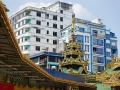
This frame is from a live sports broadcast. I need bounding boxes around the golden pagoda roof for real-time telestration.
[96,55,120,81]
[0,1,96,88]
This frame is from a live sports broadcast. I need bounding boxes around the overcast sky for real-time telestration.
[2,0,120,56]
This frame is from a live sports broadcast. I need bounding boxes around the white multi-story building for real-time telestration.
[9,1,73,56]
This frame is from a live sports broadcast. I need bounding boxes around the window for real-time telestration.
[85,36,89,43]
[18,31,20,35]
[53,40,57,44]
[36,11,41,17]
[53,24,57,28]
[22,20,24,25]
[93,30,98,33]
[47,30,49,34]
[98,66,104,72]
[47,39,49,42]
[93,39,103,46]
[22,29,24,34]
[60,10,63,14]
[85,54,89,60]
[85,45,89,52]
[36,46,40,51]
[36,20,41,25]
[97,57,104,63]
[76,35,83,43]
[79,27,84,32]
[36,29,41,33]
[47,22,49,26]
[60,25,63,29]
[98,39,103,46]
[60,17,63,21]
[45,14,49,19]
[21,46,23,50]
[106,34,110,40]
[106,52,110,57]
[53,15,57,20]
[106,44,110,48]
[36,37,40,42]
[21,37,23,42]
[18,22,20,27]
[53,32,57,36]
[53,48,56,53]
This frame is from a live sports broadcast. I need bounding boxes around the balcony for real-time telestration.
[106,57,111,60]
[111,46,117,50]
[93,51,104,57]
[25,10,31,16]
[92,33,104,39]
[93,43,104,48]
[25,18,31,24]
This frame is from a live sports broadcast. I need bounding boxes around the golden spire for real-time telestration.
[71,13,76,41]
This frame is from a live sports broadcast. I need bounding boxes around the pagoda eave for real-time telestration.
[61,63,89,66]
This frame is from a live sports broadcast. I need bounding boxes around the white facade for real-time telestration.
[10,1,73,56]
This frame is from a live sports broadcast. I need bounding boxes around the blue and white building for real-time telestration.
[57,18,118,73]
[29,52,63,70]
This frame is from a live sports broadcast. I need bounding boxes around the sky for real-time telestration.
[2,0,120,56]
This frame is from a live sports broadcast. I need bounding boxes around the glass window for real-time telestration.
[47,22,49,26]
[36,46,40,51]
[36,20,41,25]
[85,36,89,43]
[106,52,110,57]
[85,54,89,60]
[92,30,98,33]
[53,48,56,53]
[106,44,110,48]
[53,15,57,20]
[18,31,20,35]
[53,40,57,44]
[79,27,84,32]
[53,24,57,28]
[36,11,41,17]
[60,10,63,14]
[98,66,104,72]
[47,39,49,42]
[53,32,57,36]
[21,46,23,50]
[106,34,110,40]
[60,25,63,29]
[36,29,41,33]
[36,37,40,42]
[45,14,49,19]
[85,45,89,52]
[60,17,63,21]
[47,30,49,34]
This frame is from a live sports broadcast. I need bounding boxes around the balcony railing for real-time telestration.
[93,42,103,46]
[92,33,104,39]
[93,51,103,55]
[111,46,117,50]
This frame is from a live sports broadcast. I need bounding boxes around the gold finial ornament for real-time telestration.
[58,13,89,75]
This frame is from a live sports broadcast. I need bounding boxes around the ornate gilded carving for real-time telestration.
[6,77,11,84]
[58,14,89,75]
[102,72,120,86]
[0,74,4,82]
